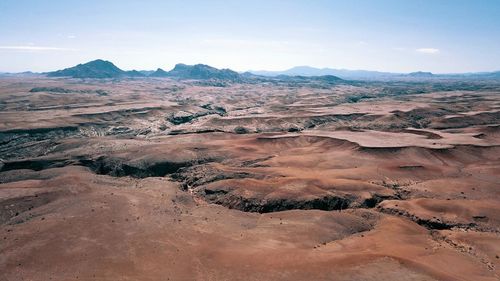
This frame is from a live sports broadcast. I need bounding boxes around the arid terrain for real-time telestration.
[1,76,500,281]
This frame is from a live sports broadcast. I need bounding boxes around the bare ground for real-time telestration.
[1,77,499,280]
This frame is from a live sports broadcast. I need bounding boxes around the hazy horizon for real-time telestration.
[3,59,499,75]
[1,0,499,73]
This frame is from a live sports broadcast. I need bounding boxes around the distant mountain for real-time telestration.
[168,63,240,80]
[271,74,343,83]
[253,66,332,76]
[476,71,500,79]
[149,68,169,77]
[139,70,155,76]
[250,66,500,80]
[39,60,500,81]
[125,70,146,77]
[311,75,344,82]
[46,60,243,80]
[407,71,434,78]
[47,59,126,78]
[250,66,398,80]
[0,71,40,77]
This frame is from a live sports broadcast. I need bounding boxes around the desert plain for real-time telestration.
[1,76,499,281]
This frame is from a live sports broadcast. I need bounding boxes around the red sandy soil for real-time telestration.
[1,77,499,280]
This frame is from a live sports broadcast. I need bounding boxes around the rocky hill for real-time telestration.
[168,63,241,80]
[47,59,126,78]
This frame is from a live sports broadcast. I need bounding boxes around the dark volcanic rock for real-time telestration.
[234,126,250,134]
[167,111,195,125]
[29,87,109,95]
[202,192,354,213]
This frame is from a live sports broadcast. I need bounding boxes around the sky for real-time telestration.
[1,0,499,73]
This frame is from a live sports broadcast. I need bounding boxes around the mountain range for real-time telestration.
[2,59,498,81]
[249,66,500,80]
[46,59,245,81]
[47,59,134,78]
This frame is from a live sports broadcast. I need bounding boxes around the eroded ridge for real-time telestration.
[1,77,500,281]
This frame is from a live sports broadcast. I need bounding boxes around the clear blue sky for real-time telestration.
[1,0,499,73]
